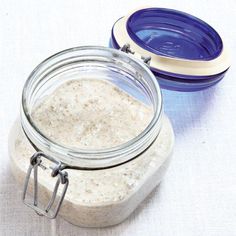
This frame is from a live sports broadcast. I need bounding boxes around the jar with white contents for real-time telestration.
[9,46,174,227]
[9,7,230,228]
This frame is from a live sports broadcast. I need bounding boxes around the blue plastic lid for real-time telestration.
[126,8,223,61]
[110,8,230,91]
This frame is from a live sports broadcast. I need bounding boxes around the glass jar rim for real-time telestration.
[21,46,163,169]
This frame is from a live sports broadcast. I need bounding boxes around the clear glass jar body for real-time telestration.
[8,46,174,227]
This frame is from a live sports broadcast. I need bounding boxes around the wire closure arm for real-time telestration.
[22,151,69,219]
[120,43,151,66]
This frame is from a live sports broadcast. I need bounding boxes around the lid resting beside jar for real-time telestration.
[110,7,231,91]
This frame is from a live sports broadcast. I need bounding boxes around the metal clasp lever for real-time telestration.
[22,151,69,219]
[120,43,151,66]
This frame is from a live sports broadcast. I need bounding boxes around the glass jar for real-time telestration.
[8,46,174,227]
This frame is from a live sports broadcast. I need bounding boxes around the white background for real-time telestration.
[0,0,236,235]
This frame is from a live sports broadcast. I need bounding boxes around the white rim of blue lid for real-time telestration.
[112,7,230,77]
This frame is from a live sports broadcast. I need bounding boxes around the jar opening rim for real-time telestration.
[21,46,163,168]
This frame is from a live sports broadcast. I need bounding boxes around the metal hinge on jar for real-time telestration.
[22,151,69,219]
[120,43,151,67]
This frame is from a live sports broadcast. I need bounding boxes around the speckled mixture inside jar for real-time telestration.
[32,79,153,149]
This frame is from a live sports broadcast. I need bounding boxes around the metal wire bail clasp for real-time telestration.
[22,151,69,219]
[120,43,151,67]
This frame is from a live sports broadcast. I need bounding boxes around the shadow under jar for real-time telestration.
[8,46,174,227]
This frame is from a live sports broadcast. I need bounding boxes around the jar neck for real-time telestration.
[21,46,163,169]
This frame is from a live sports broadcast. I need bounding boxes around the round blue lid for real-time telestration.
[110,8,230,91]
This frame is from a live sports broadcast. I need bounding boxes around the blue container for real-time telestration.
[110,8,230,91]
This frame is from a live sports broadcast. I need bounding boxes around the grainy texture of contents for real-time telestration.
[32,79,153,149]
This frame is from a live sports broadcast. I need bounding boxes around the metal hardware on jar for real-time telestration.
[120,43,151,66]
[23,152,69,218]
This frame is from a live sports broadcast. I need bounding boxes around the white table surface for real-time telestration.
[1,0,236,235]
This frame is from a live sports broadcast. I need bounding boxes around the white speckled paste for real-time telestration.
[9,79,174,227]
[32,79,153,149]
